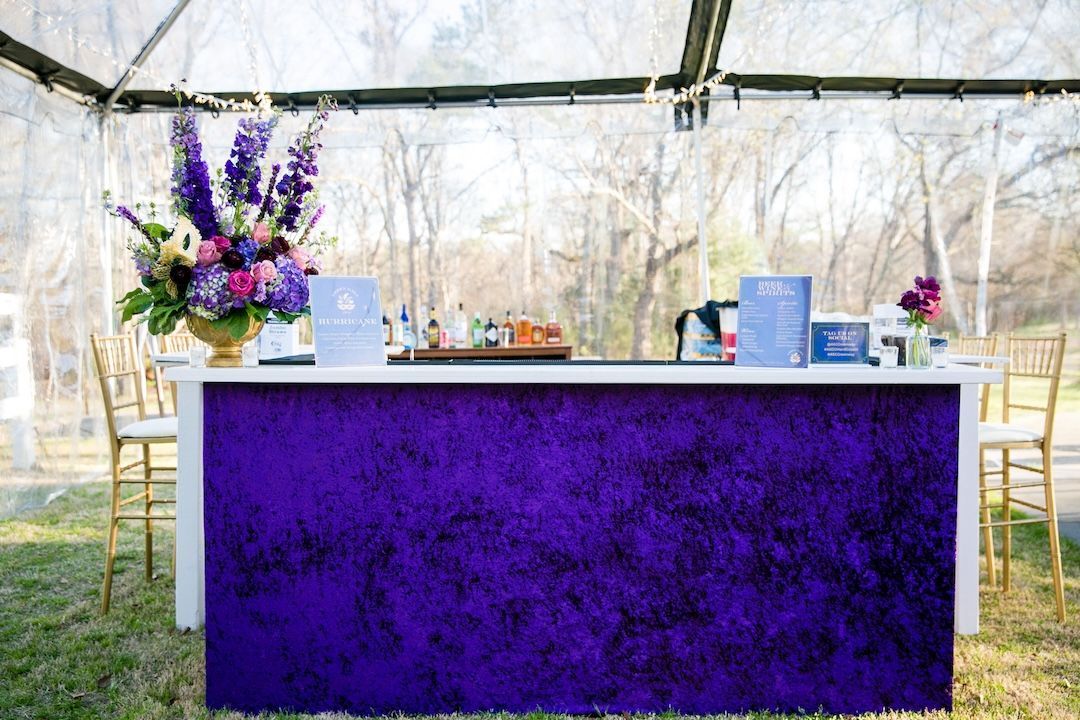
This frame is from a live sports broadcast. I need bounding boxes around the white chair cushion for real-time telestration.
[118,416,178,439]
[979,422,1043,445]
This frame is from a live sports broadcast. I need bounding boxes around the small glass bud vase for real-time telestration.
[906,328,931,369]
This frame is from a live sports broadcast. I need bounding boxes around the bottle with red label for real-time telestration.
[545,310,563,344]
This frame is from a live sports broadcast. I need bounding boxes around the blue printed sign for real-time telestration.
[811,322,870,365]
[309,276,387,367]
[735,275,812,368]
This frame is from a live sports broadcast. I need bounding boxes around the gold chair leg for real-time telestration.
[1002,448,1012,592]
[979,448,997,587]
[101,466,121,614]
[1042,445,1067,622]
[143,444,153,582]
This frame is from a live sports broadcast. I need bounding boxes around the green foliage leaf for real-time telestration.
[269,306,310,324]
[227,311,252,340]
[119,292,154,323]
[116,287,147,305]
[143,223,169,241]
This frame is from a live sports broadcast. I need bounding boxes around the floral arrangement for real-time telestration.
[107,95,335,338]
[898,275,943,332]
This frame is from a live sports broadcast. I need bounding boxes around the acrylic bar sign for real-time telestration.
[735,275,812,368]
[309,276,386,366]
[811,322,871,365]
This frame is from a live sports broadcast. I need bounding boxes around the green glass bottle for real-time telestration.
[471,312,484,348]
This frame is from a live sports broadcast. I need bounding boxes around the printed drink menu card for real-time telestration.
[735,275,812,368]
[309,276,387,367]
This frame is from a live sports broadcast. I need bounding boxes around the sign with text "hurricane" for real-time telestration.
[310,276,387,367]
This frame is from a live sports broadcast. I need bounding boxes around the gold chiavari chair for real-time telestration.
[91,333,178,613]
[978,333,1068,621]
[957,334,1001,422]
[151,331,201,416]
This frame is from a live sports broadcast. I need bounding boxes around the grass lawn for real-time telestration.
[2,481,1079,720]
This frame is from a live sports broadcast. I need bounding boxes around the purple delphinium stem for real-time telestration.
[222,114,279,224]
[115,204,153,241]
[274,96,335,232]
[171,107,220,239]
[255,163,281,224]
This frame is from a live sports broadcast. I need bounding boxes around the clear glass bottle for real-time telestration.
[454,302,468,348]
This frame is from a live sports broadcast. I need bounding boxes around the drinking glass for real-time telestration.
[879,346,899,368]
[189,345,206,368]
[931,346,949,369]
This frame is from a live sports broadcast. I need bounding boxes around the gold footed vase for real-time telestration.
[186,314,265,367]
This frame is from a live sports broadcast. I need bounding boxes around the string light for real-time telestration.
[4,0,263,113]
[643,0,727,105]
[1023,88,1080,107]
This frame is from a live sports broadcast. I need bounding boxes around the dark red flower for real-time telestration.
[270,237,290,256]
[169,263,193,296]
[221,249,245,269]
[304,267,319,276]
[254,247,276,263]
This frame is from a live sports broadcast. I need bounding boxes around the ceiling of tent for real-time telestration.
[0,0,1078,112]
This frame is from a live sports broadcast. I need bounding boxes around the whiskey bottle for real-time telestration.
[516,310,532,345]
[427,307,440,349]
[484,317,498,347]
[500,310,516,347]
[382,314,391,345]
[545,310,563,344]
[531,318,545,344]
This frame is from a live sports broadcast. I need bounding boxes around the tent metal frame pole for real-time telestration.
[691,98,711,301]
[109,89,1046,114]
[103,0,193,112]
[99,117,115,334]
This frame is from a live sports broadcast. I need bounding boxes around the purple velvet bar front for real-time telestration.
[203,382,958,715]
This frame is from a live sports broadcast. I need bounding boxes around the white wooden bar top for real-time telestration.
[167,363,1000,385]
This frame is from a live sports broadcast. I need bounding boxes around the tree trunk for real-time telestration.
[975,114,1004,335]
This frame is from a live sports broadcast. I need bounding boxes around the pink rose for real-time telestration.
[252,222,271,245]
[250,259,278,283]
[196,240,221,266]
[923,303,943,323]
[228,270,255,297]
[211,235,232,253]
[288,246,311,271]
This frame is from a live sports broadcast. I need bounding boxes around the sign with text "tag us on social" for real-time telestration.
[309,276,387,367]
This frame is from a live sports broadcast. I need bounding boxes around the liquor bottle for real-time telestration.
[442,307,452,348]
[531,318,545,344]
[427,307,440,349]
[471,313,484,348]
[400,304,410,341]
[453,303,468,348]
[516,310,532,345]
[500,310,516,347]
[382,314,391,345]
[545,309,563,344]
[484,317,498,347]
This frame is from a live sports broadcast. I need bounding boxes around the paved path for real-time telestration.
[991,409,1080,546]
